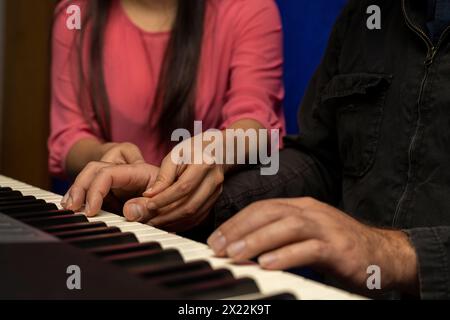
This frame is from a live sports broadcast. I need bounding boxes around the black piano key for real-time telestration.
[0,199,46,208]
[0,187,13,192]
[104,249,183,268]
[22,214,88,228]
[158,269,234,288]
[7,209,74,220]
[42,221,107,233]
[0,191,23,199]
[135,260,211,279]
[0,200,47,211]
[89,242,163,258]
[67,232,138,249]
[182,278,260,300]
[258,293,297,300]
[0,196,36,205]
[0,202,57,214]
[51,226,121,240]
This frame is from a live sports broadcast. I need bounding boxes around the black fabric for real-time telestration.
[427,0,450,43]
[213,0,450,299]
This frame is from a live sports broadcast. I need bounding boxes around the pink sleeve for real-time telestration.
[48,0,102,177]
[220,0,286,138]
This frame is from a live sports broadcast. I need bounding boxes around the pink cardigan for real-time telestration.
[49,0,285,176]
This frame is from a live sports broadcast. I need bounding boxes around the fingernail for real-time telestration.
[258,253,277,268]
[208,231,227,252]
[227,240,246,257]
[129,204,145,221]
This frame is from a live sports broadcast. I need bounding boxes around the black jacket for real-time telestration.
[214,0,450,299]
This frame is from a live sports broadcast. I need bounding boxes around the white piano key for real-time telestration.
[0,174,365,300]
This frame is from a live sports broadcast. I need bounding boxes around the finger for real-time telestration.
[143,156,179,197]
[224,216,315,261]
[148,194,190,217]
[63,162,111,211]
[101,143,144,164]
[121,144,145,164]
[208,201,296,256]
[258,240,327,271]
[101,149,125,164]
[283,197,328,210]
[143,163,213,210]
[123,197,159,222]
[84,165,153,217]
[149,178,221,229]
[158,207,211,233]
[154,187,220,233]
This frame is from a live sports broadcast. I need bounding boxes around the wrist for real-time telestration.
[378,229,419,294]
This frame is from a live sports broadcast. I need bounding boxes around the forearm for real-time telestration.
[221,119,265,173]
[65,138,113,177]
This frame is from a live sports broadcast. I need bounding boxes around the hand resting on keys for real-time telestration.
[61,153,224,232]
[62,120,263,232]
[208,197,420,295]
[61,162,159,221]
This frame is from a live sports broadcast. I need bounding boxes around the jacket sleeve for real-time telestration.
[214,4,353,226]
[405,227,450,299]
[282,3,357,205]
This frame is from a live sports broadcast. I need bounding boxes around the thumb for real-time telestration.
[143,156,178,197]
[121,144,145,164]
[123,197,158,223]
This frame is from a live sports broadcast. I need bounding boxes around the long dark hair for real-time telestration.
[65,0,206,144]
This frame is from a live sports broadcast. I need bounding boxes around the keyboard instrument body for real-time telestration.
[0,175,364,300]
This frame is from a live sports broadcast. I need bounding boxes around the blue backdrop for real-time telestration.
[276,0,347,134]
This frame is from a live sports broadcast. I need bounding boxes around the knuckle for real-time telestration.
[286,216,306,233]
[245,236,261,252]
[128,163,142,171]
[312,241,328,261]
[129,144,140,153]
[219,220,235,237]
[249,200,266,210]
[155,175,166,183]
[340,237,357,255]
[70,184,83,194]
[214,171,225,185]
[97,166,111,177]
[183,205,196,216]
[300,197,317,207]
[204,162,215,170]
[122,142,133,149]
[86,161,100,171]
[300,208,314,219]
[90,188,104,200]
[177,181,192,194]
[291,240,327,265]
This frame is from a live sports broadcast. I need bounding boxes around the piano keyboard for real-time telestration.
[0,175,363,300]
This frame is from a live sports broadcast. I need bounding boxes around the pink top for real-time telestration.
[49,0,285,176]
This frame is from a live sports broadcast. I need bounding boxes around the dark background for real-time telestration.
[0,0,347,193]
